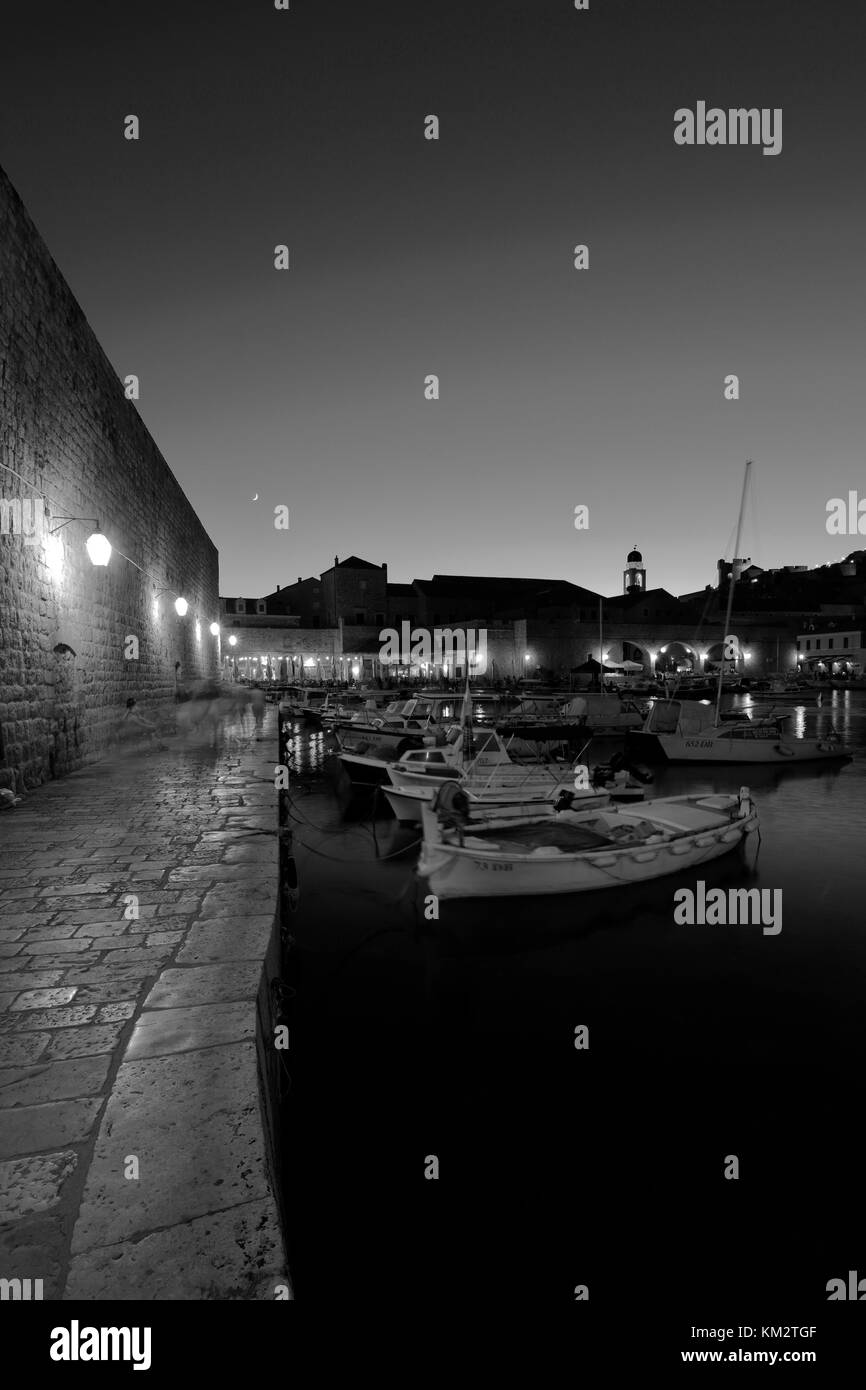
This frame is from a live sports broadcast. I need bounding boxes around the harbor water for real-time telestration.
[279,692,866,1305]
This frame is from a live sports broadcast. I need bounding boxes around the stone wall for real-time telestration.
[0,163,219,791]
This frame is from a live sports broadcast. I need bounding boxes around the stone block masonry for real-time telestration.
[0,162,219,791]
[0,710,289,1299]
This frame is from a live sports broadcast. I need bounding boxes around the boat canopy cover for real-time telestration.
[562,694,635,717]
[646,700,716,733]
[508,698,562,717]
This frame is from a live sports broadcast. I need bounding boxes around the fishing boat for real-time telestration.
[758,676,817,701]
[338,722,513,789]
[280,686,326,723]
[383,777,611,825]
[494,693,644,740]
[559,694,645,733]
[627,462,850,766]
[417,786,759,900]
[318,692,380,730]
[626,699,847,764]
[333,698,439,757]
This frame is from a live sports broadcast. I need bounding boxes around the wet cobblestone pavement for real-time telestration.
[0,710,288,1299]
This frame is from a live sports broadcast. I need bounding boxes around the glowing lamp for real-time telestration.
[174,597,188,616]
[86,530,112,566]
[209,622,220,637]
[229,635,238,647]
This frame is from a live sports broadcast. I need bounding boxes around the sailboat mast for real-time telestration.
[714,459,752,726]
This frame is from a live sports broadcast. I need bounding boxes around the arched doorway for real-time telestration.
[657,641,699,674]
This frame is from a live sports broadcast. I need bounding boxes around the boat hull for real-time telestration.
[337,752,393,786]
[627,731,848,764]
[336,726,429,758]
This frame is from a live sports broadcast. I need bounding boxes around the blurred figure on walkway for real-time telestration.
[251,687,266,739]
[117,698,166,753]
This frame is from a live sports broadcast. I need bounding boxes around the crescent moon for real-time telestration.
[252,493,259,501]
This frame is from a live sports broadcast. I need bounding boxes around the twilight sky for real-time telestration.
[2,0,865,599]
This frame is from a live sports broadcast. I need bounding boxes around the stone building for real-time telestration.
[0,163,219,790]
[320,556,388,628]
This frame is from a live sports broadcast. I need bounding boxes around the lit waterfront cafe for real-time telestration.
[221,646,485,685]
[222,644,381,685]
[796,627,865,678]
[217,616,507,685]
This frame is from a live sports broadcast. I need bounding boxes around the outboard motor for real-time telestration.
[737,785,754,820]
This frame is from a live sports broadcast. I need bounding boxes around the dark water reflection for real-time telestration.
[282,691,866,1305]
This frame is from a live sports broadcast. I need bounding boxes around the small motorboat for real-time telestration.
[334,698,439,756]
[418,787,760,900]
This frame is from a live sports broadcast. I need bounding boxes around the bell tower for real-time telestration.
[623,545,645,595]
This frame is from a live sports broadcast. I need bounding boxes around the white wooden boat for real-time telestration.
[627,699,849,764]
[387,728,581,802]
[338,723,513,786]
[418,788,759,900]
[383,778,609,825]
[335,699,438,755]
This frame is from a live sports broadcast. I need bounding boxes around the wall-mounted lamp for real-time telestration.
[86,531,112,566]
[49,516,112,566]
[228,635,238,647]
[152,588,189,617]
[209,622,220,637]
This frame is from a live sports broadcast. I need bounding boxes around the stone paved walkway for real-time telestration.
[0,708,288,1299]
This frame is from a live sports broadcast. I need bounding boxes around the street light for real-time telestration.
[228,635,238,647]
[85,529,112,566]
[209,622,220,637]
[47,516,111,566]
[174,597,188,616]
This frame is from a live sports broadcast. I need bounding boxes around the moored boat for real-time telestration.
[383,778,611,825]
[626,699,849,764]
[418,787,759,900]
[627,462,850,766]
